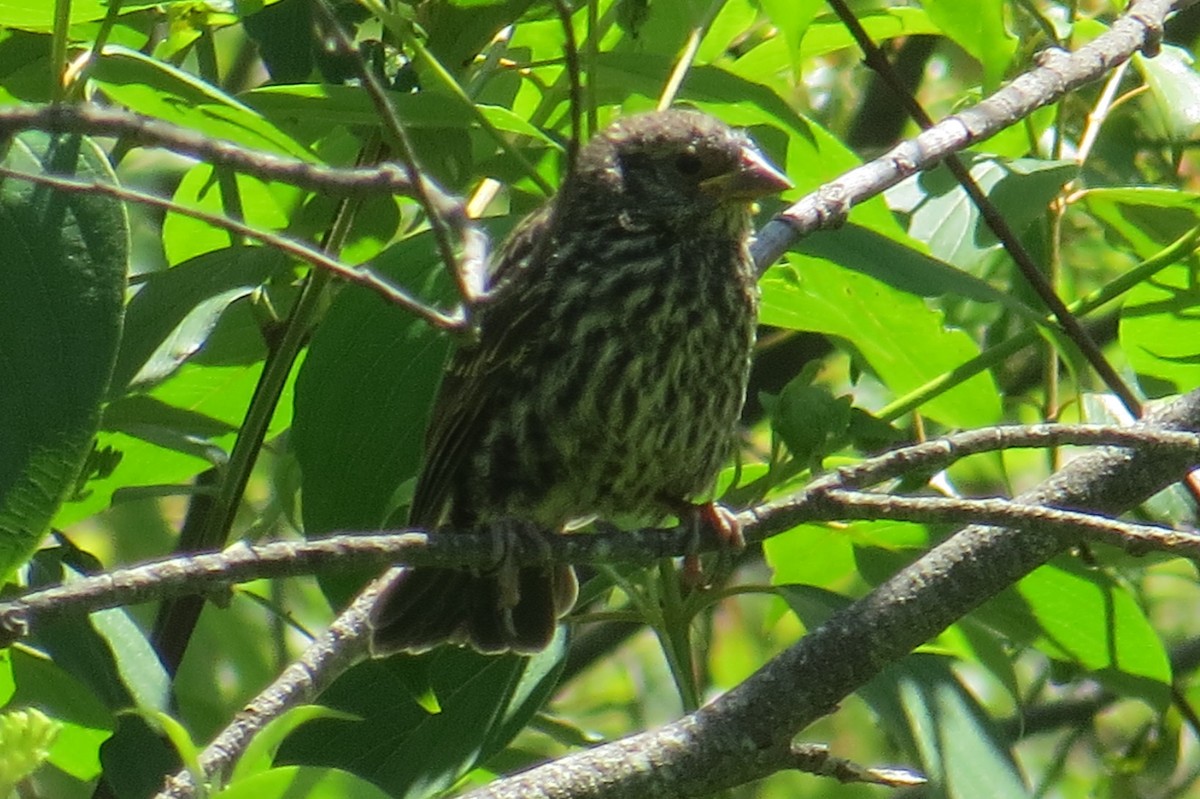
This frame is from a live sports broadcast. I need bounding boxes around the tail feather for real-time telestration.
[369,566,577,654]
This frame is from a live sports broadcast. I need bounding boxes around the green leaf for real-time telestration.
[1080,187,1200,258]
[765,369,853,465]
[763,523,857,589]
[0,1,159,30]
[760,260,1002,428]
[0,29,52,103]
[246,85,558,145]
[98,714,179,799]
[232,706,360,783]
[112,246,289,394]
[758,0,821,72]
[730,8,938,79]
[293,233,455,536]
[888,156,1078,271]
[162,167,305,266]
[1135,46,1200,143]
[792,222,1041,320]
[921,0,1016,91]
[213,766,392,799]
[1121,262,1200,396]
[862,655,1028,799]
[976,557,1172,709]
[9,647,114,781]
[57,359,296,528]
[277,632,567,799]
[0,132,128,582]
[26,548,169,714]
[90,46,313,158]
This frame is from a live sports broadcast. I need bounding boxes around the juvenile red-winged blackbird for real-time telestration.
[370,109,791,654]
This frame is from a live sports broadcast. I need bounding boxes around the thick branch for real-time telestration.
[461,395,1200,799]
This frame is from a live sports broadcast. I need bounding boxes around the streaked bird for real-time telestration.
[370,109,791,654]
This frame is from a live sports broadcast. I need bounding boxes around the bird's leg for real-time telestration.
[662,499,745,588]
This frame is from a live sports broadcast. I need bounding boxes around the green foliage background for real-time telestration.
[1,1,1200,798]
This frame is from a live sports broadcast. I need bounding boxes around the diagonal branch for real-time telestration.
[823,0,1142,415]
[750,0,1190,271]
[460,395,1200,799]
[140,396,1200,799]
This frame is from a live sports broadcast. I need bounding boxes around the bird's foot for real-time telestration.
[675,501,744,588]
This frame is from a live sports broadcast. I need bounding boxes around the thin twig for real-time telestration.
[551,0,582,171]
[0,166,463,330]
[823,0,1143,416]
[0,104,418,196]
[8,424,1198,642]
[817,424,1200,490]
[308,0,483,306]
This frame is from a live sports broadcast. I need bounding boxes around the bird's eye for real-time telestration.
[675,153,703,176]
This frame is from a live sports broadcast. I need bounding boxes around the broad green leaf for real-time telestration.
[162,167,304,266]
[56,360,297,528]
[730,8,938,78]
[277,632,567,799]
[0,132,127,582]
[864,655,1028,799]
[791,223,1041,320]
[922,0,1016,91]
[758,0,821,72]
[9,647,114,781]
[245,86,558,145]
[213,766,392,799]
[98,715,179,799]
[1121,262,1200,395]
[1135,46,1200,142]
[763,523,857,588]
[760,260,1002,428]
[293,233,455,537]
[232,706,360,783]
[696,0,762,64]
[0,29,52,103]
[977,557,1172,709]
[91,46,313,158]
[26,549,168,715]
[888,157,1078,272]
[0,0,159,30]
[111,247,289,394]
[1079,187,1200,258]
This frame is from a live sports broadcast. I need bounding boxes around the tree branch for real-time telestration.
[0,103,416,197]
[458,392,1200,799]
[6,423,1196,645]
[750,0,1191,271]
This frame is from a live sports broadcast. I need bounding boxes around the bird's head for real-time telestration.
[567,109,792,233]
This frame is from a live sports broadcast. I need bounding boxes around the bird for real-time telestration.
[369,108,791,654]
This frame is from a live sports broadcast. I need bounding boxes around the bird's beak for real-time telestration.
[700,147,792,200]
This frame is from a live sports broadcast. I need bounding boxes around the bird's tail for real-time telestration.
[369,565,577,654]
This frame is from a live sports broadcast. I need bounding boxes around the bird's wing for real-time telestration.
[407,206,557,527]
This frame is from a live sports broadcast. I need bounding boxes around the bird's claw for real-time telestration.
[679,501,743,588]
